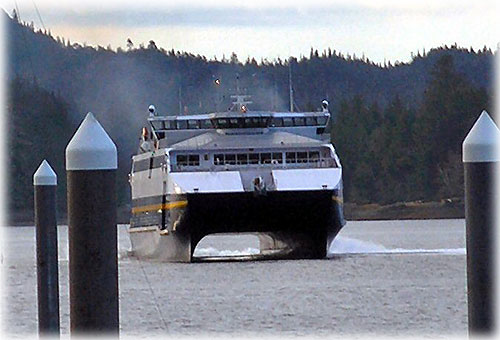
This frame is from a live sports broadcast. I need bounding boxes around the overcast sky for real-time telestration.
[5,0,499,64]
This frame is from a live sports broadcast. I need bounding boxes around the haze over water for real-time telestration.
[2,219,467,337]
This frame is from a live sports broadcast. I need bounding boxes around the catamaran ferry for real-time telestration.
[128,94,345,262]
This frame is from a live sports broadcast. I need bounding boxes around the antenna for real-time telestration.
[236,73,240,95]
[288,57,294,112]
[178,86,182,115]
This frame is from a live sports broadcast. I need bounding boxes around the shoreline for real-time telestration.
[7,199,464,226]
[344,198,464,221]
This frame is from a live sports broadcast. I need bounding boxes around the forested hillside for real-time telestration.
[6,12,495,220]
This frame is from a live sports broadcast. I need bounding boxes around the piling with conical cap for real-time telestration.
[33,160,60,336]
[66,112,119,334]
[462,110,499,334]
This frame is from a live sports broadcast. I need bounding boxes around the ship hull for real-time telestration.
[129,190,345,262]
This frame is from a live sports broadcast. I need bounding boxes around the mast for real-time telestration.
[288,57,294,112]
[178,86,182,115]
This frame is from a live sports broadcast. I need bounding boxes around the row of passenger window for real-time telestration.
[212,151,323,165]
[176,154,200,166]
[214,152,283,165]
[132,156,165,172]
[134,151,330,172]
[150,116,328,131]
[174,151,324,167]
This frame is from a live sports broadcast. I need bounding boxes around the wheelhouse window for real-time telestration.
[309,151,320,163]
[176,154,200,166]
[200,120,213,129]
[210,150,324,166]
[286,152,296,163]
[165,120,176,130]
[187,120,199,129]
[283,118,293,127]
[214,154,224,165]
[216,118,230,129]
[293,117,306,126]
[244,117,267,128]
[305,117,317,126]
[188,155,200,166]
[249,153,259,164]
[317,116,328,125]
[297,152,308,163]
[176,120,188,129]
[270,118,283,127]
[237,154,248,165]
[261,153,272,164]
[225,154,236,165]
[151,121,164,130]
[176,155,188,166]
[229,118,240,128]
[272,152,283,164]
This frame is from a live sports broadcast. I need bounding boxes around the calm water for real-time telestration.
[1,219,467,338]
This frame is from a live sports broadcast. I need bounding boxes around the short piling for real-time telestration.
[66,112,119,334]
[462,110,499,334]
[34,160,60,336]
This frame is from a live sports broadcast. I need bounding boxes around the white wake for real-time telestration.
[193,246,260,257]
[327,236,465,257]
[192,236,465,258]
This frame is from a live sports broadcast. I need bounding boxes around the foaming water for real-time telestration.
[193,246,260,257]
[193,235,466,259]
[328,236,466,256]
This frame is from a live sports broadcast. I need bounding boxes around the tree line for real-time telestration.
[5,12,495,219]
[334,55,492,204]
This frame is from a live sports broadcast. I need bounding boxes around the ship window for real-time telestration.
[261,153,272,164]
[270,118,283,127]
[272,153,283,164]
[305,117,317,126]
[229,118,240,128]
[309,151,320,163]
[283,118,293,127]
[176,155,188,166]
[293,117,306,126]
[204,154,209,161]
[151,121,164,130]
[200,120,212,129]
[216,118,230,128]
[237,154,248,165]
[176,120,188,129]
[249,153,259,164]
[214,154,224,165]
[225,154,236,165]
[317,116,328,125]
[286,152,296,163]
[188,120,199,129]
[243,117,263,128]
[188,154,200,166]
[243,118,252,127]
[133,159,150,172]
[165,120,176,130]
[156,132,165,139]
[297,152,308,163]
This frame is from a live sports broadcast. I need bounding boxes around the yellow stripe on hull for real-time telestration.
[131,200,188,214]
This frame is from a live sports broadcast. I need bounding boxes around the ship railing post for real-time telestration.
[462,110,499,335]
[34,160,60,336]
[65,112,119,335]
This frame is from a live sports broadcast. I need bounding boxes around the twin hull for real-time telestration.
[129,161,345,262]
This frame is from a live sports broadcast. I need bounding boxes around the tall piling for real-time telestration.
[462,110,499,334]
[34,160,60,336]
[66,112,119,335]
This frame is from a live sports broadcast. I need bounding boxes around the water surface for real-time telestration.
[1,219,467,337]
